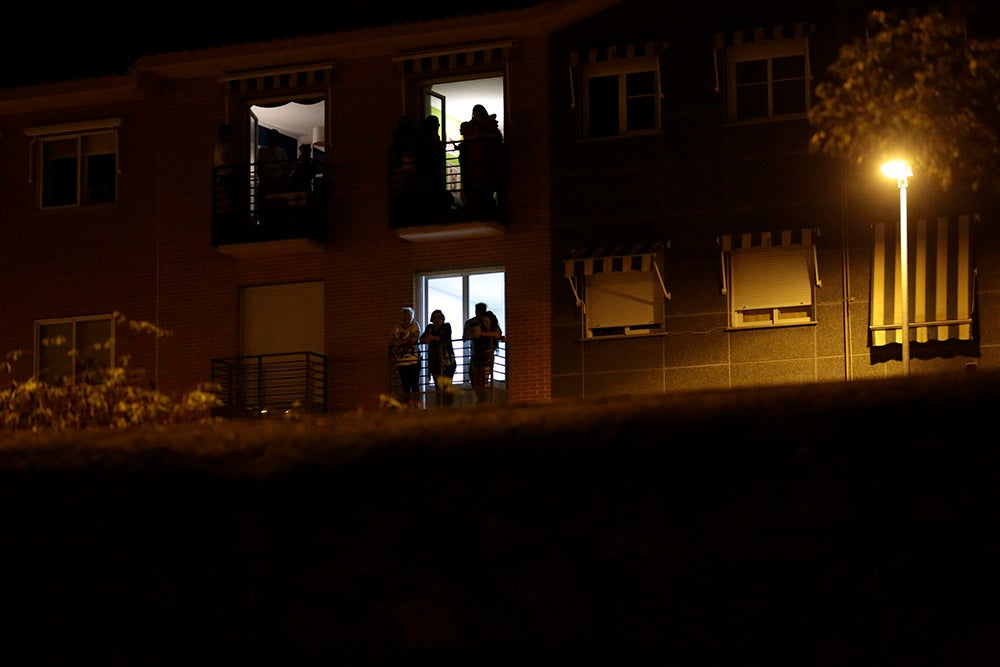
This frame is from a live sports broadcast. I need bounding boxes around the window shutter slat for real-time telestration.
[731,246,812,311]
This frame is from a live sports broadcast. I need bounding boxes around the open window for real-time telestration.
[249,98,326,217]
[417,268,506,383]
[720,229,820,329]
[421,76,504,207]
[219,64,332,221]
[563,242,671,339]
[26,118,121,209]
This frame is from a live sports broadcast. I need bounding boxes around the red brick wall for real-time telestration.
[0,37,555,411]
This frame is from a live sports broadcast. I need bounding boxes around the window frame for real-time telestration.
[582,55,661,139]
[583,269,666,338]
[416,267,506,384]
[726,37,810,123]
[26,118,121,209]
[34,313,115,385]
[563,244,671,340]
[722,237,819,331]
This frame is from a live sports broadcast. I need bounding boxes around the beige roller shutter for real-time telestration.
[241,281,324,356]
[731,245,812,312]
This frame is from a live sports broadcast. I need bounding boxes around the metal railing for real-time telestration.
[211,351,327,418]
[388,139,508,229]
[212,160,329,246]
[388,339,507,408]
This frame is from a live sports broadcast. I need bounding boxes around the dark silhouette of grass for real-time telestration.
[1,371,998,664]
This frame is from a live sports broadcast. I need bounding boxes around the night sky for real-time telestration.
[3,0,543,88]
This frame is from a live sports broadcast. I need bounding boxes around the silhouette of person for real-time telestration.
[257,128,288,196]
[213,124,238,216]
[420,309,457,406]
[416,114,450,215]
[459,104,504,216]
[390,306,422,406]
[463,302,503,404]
[288,144,315,193]
[390,115,418,196]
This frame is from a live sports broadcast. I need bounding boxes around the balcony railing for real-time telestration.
[388,339,507,408]
[389,139,508,234]
[211,352,327,418]
[212,161,329,248]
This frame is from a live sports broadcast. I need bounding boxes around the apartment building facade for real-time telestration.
[0,0,995,414]
[548,0,999,399]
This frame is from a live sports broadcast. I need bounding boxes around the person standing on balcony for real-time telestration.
[416,114,450,216]
[458,104,504,216]
[390,115,418,196]
[257,128,289,196]
[420,309,457,406]
[213,124,238,216]
[288,144,316,194]
[463,302,504,405]
[390,307,422,407]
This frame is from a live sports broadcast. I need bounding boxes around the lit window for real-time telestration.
[35,315,114,385]
[417,268,506,382]
[720,230,820,329]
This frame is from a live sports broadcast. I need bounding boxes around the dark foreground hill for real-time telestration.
[2,372,999,665]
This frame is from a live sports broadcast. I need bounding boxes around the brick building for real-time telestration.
[0,0,996,414]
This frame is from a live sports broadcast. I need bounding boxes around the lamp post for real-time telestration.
[881,160,913,376]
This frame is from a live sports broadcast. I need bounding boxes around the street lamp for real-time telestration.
[881,159,913,376]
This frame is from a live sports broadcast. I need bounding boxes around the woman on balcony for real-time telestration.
[420,309,457,406]
[390,307,422,407]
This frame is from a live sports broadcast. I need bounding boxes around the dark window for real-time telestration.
[588,75,620,138]
[40,131,117,208]
[584,57,660,138]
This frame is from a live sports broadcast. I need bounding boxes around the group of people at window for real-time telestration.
[390,104,505,220]
[389,302,504,408]
[213,124,319,219]
[256,127,318,197]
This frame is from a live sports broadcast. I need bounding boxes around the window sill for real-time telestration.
[726,320,817,332]
[722,113,808,128]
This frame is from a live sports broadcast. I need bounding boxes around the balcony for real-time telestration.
[389,139,508,242]
[211,352,327,418]
[388,339,508,408]
[212,161,329,258]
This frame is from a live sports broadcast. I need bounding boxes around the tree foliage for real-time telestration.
[0,313,221,432]
[808,10,1000,196]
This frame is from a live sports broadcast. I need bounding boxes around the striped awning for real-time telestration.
[718,228,820,296]
[569,41,663,67]
[870,215,976,346]
[719,227,816,251]
[220,63,334,94]
[713,23,808,50]
[393,41,513,73]
[563,242,663,277]
[562,242,670,307]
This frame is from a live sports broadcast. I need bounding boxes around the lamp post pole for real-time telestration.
[882,160,912,376]
[897,173,909,376]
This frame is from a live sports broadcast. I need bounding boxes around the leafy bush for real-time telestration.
[0,313,221,432]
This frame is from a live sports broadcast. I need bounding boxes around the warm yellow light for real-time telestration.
[881,160,913,179]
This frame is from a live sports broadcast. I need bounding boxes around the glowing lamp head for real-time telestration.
[880,160,913,180]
